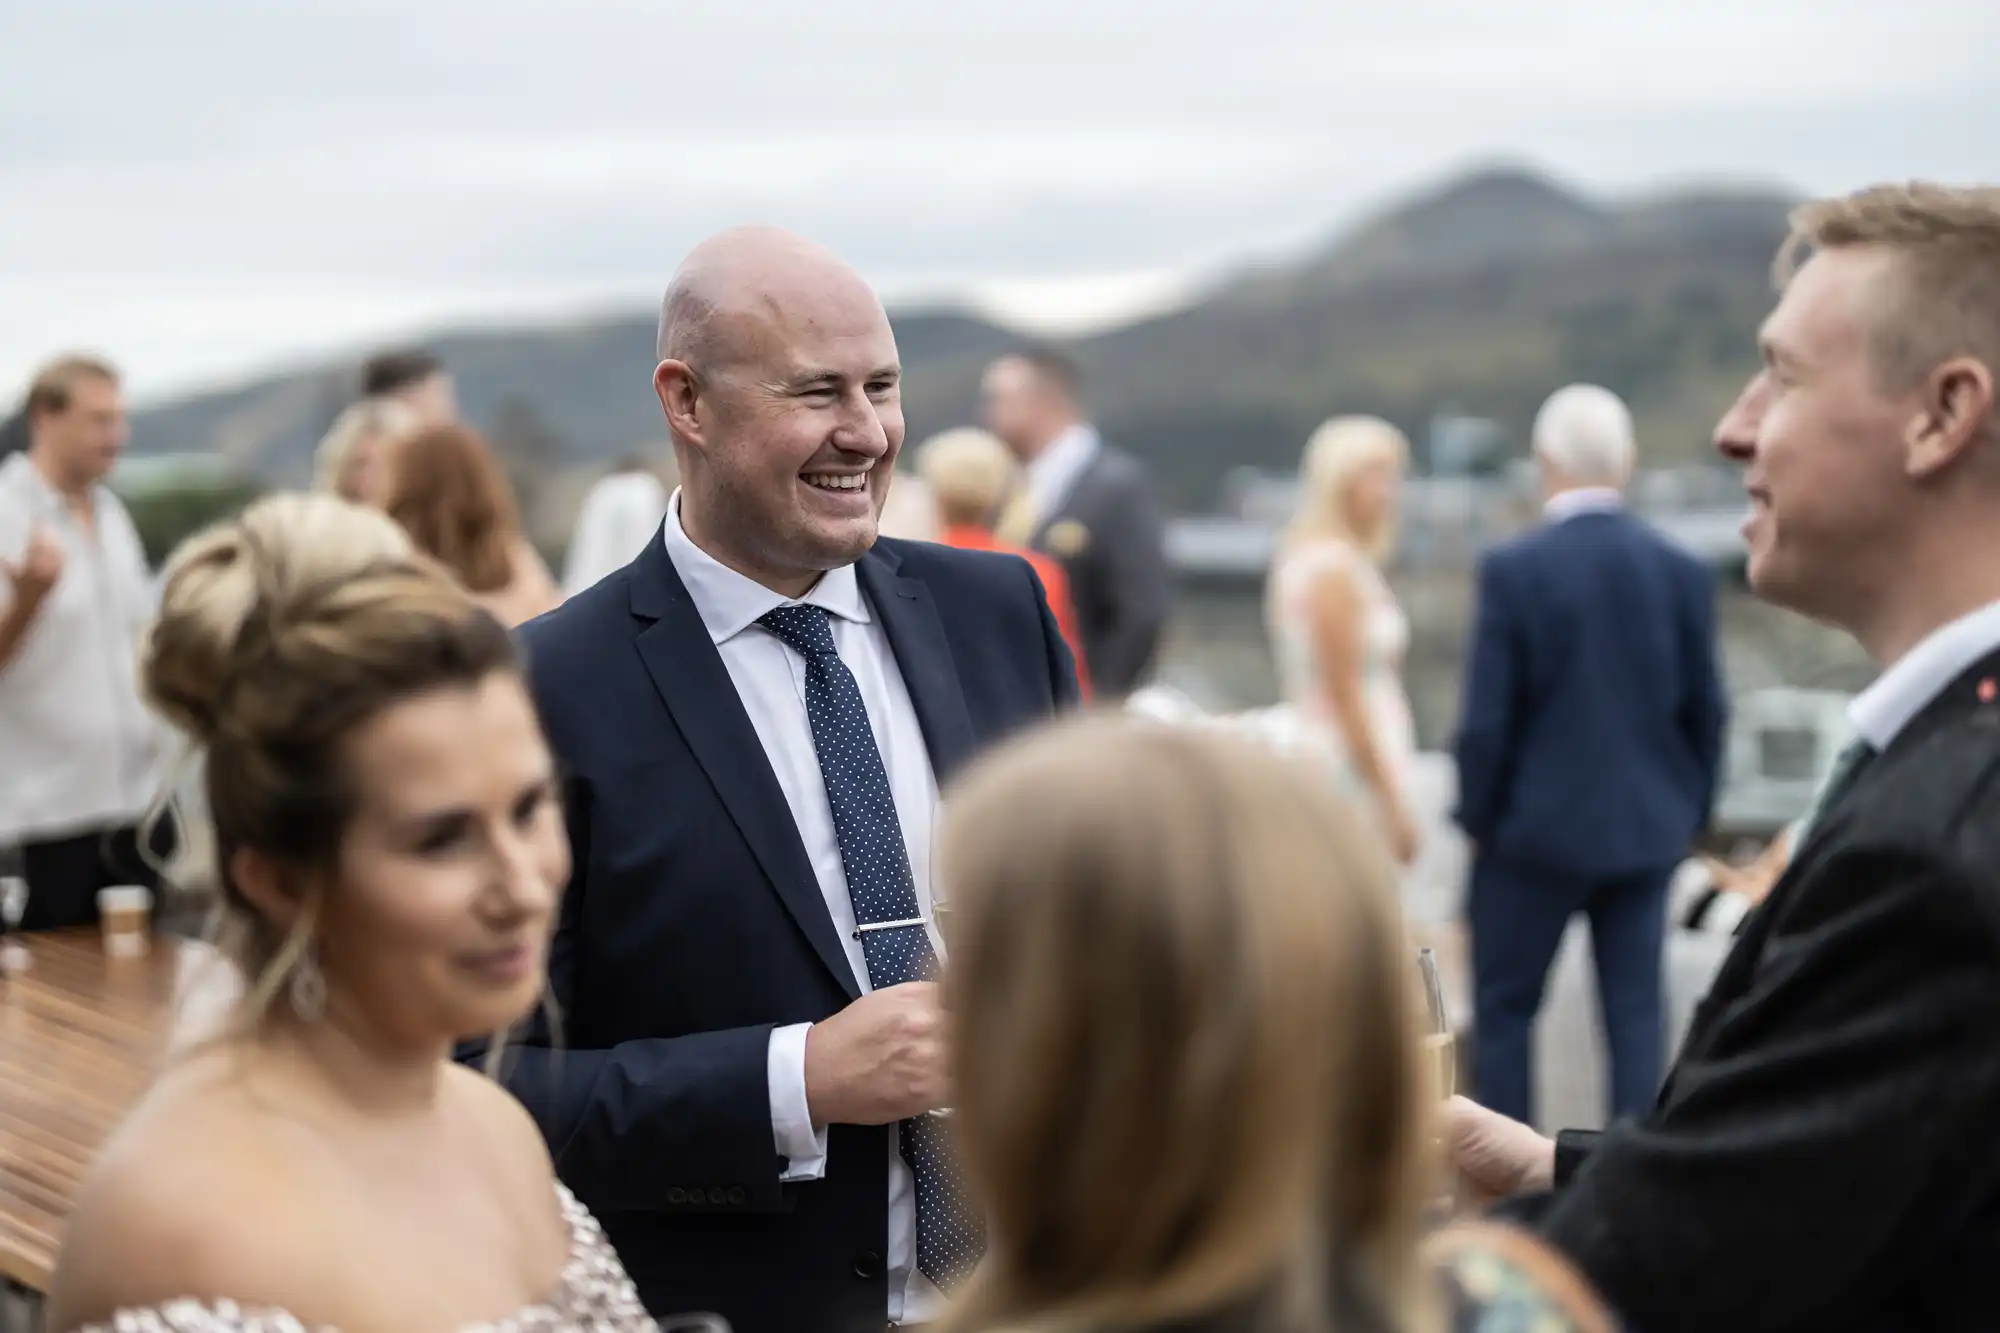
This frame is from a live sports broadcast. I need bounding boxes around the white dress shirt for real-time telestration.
[1542,485,1624,523]
[0,454,163,846]
[1848,597,2000,751]
[660,492,945,1325]
[1024,422,1101,523]
[562,469,669,598]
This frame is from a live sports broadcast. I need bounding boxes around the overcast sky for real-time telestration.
[4,0,1995,402]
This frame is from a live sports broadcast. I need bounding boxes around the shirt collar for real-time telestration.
[660,489,869,645]
[1848,597,2000,750]
[1026,423,1101,506]
[1542,487,1624,523]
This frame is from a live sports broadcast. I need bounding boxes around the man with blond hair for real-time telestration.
[1454,382,1726,1128]
[1452,183,2000,1329]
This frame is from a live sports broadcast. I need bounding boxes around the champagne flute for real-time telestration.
[1417,947,1455,1100]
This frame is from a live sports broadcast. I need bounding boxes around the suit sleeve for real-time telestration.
[1452,550,1522,843]
[1086,472,1170,696]
[464,773,789,1214]
[1527,845,2000,1329]
[1679,561,1729,825]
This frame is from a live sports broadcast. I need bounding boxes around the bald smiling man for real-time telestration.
[486,229,1079,1332]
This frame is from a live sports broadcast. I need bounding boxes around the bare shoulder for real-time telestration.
[47,1066,337,1331]
[443,1063,565,1224]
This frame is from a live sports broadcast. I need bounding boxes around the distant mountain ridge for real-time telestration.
[128,165,1797,509]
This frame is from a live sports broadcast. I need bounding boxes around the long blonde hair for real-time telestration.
[939,717,1438,1333]
[313,397,416,501]
[1283,416,1410,564]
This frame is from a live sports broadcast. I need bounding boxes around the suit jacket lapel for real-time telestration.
[627,539,862,1001]
[858,545,977,784]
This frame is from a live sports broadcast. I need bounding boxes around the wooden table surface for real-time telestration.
[0,930,198,1293]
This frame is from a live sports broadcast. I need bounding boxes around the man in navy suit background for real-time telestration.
[1452,384,1727,1126]
[496,227,1077,1333]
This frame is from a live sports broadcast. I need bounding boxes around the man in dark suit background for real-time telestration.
[495,227,1076,1333]
[983,350,1169,698]
[1453,383,1728,1126]
[1451,183,2000,1331]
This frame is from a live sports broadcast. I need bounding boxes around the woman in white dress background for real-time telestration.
[48,494,662,1333]
[1266,415,1422,866]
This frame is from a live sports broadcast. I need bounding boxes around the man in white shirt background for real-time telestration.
[0,354,169,930]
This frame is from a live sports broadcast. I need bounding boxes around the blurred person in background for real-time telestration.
[48,493,664,1333]
[313,396,417,506]
[917,426,1090,698]
[938,717,1615,1333]
[362,347,458,429]
[876,469,940,542]
[562,453,671,598]
[984,349,1168,698]
[1452,184,2000,1332]
[0,354,171,930]
[382,423,560,627]
[1266,416,1422,866]
[1452,385,1725,1127]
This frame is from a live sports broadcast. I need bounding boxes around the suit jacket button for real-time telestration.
[706,1187,728,1205]
[666,1188,689,1204]
[854,1250,884,1279]
[726,1187,748,1206]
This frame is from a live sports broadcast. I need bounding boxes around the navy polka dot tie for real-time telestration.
[757,604,984,1289]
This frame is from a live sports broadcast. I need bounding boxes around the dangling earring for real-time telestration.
[288,943,327,1022]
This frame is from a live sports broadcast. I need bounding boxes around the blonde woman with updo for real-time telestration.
[46,495,667,1333]
[936,718,1616,1333]
[1266,416,1421,865]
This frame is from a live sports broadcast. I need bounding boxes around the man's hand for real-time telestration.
[1,524,63,603]
[1446,1095,1555,1208]
[804,981,949,1126]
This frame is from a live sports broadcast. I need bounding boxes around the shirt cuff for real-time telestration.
[768,1022,828,1182]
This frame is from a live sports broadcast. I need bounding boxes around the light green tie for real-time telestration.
[1794,739,1875,846]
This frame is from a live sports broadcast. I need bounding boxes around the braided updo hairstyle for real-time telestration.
[141,492,520,1028]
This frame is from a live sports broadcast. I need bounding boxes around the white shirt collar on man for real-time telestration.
[1847,597,2000,751]
[1025,422,1101,519]
[657,488,943,1325]
[661,488,870,641]
[1542,486,1624,523]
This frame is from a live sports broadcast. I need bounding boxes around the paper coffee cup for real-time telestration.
[98,885,153,957]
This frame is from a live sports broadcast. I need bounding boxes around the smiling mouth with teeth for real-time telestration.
[804,473,870,491]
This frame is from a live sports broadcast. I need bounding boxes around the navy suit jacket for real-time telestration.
[493,533,1077,1333]
[1452,507,1727,878]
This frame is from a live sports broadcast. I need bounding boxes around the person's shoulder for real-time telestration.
[877,535,1035,593]
[49,1072,338,1330]
[518,564,630,661]
[1426,1221,1619,1332]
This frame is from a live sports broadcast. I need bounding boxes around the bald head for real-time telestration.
[656,226,885,368]
[650,227,906,597]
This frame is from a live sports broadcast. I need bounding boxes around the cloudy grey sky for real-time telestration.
[4,0,1995,402]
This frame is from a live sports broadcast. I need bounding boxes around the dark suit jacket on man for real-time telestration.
[1503,648,2000,1331]
[1027,443,1169,698]
[494,534,1077,1333]
[1453,507,1727,877]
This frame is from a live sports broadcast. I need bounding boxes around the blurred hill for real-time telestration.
[129,165,1794,511]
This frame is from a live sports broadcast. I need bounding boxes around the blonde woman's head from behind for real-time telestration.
[1288,415,1411,564]
[142,493,567,1051]
[938,717,1436,1333]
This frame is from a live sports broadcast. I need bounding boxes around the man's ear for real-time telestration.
[655,361,706,455]
[1905,355,1996,479]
